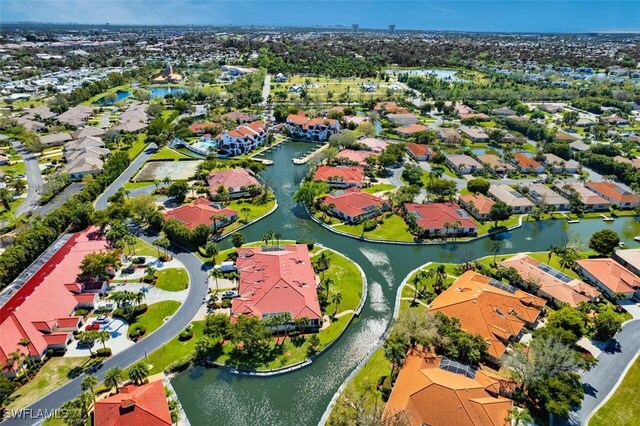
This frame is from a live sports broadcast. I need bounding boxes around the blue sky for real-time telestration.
[2,1,639,33]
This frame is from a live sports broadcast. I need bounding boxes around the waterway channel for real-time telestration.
[171,140,640,426]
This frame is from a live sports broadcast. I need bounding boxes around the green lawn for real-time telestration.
[590,357,640,426]
[131,238,163,258]
[314,250,364,315]
[128,301,181,338]
[476,215,522,236]
[334,213,415,242]
[223,196,276,233]
[6,357,100,410]
[529,251,582,279]
[155,268,189,291]
[362,183,395,194]
[131,320,205,375]
[125,133,148,160]
[149,147,189,161]
[123,181,154,190]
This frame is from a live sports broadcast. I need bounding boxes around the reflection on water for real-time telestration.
[172,141,640,426]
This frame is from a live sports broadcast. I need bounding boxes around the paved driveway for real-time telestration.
[11,140,44,216]
[65,317,133,357]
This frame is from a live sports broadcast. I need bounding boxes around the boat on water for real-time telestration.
[634,236,640,242]
[567,219,580,224]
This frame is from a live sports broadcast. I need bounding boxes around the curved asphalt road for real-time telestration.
[11,140,44,216]
[94,142,158,211]
[4,230,209,426]
[4,141,209,426]
[560,319,640,426]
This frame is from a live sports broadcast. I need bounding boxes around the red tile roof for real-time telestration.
[458,194,495,215]
[406,143,434,158]
[207,168,260,194]
[513,153,541,169]
[314,165,364,185]
[286,113,309,126]
[189,122,219,134]
[232,245,321,321]
[163,198,237,230]
[322,189,385,219]
[404,202,477,232]
[585,181,640,205]
[94,380,172,426]
[0,228,109,370]
[374,101,409,114]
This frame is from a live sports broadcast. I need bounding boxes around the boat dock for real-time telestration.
[601,214,614,222]
[292,143,329,164]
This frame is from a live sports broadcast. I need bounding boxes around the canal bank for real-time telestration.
[170,140,640,426]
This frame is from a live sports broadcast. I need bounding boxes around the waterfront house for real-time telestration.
[150,64,183,84]
[404,202,478,237]
[523,183,570,211]
[314,165,365,188]
[459,126,489,142]
[543,153,579,173]
[387,113,419,126]
[477,154,514,175]
[232,245,322,328]
[163,198,237,230]
[553,183,610,212]
[445,154,482,175]
[575,258,640,300]
[335,149,378,166]
[358,137,390,153]
[373,101,409,115]
[94,379,172,426]
[437,128,461,145]
[394,123,430,136]
[613,249,640,278]
[500,254,601,307]
[511,153,544,173]
[285,113,340,141]
[585,181,640,209]
[215,120,266,157]
[321,188,387,223]
[488,184,534,213]
[207,168,261,198]
[458,194,495,220]
[430,271,545,361]
[383,349,513,426]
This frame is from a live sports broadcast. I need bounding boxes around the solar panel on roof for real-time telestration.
[536,263,573,283]
[488,278,518,294]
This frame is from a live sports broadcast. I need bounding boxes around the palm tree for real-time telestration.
[210,213,228,234]
[434,264,447,293]
[133,291,145,307]
[95,330,111,351]
[240,207,251,223]
[332,292,343,317]
[209,268,224,296]
[82,375,98,403]
[128,361,150,385]
[557,247,579,271]
[4,350,24,375]
[273,232,282,247]
[323,277,335,298]
[452,220,461,241]
[153,236,170,258]
[104,367,123,393]
[204,241,219,262]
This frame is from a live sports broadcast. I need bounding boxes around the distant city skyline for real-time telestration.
[2,1,639,33]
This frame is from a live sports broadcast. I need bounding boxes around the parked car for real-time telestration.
[122,266,135,274]
[85,323,100,331]
[95,315,110,323]
[131,256,146,265]
[221,291,239,299]
[77,340,95,349]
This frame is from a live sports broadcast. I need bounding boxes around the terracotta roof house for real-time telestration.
[314,165,364,188]
[585,181,640,209]
[445,154,482,175]
[373,101,409,115]
[321,188,387,223]
[429,271,545,360]
[394,123,430,136]
[458,194,495,220]
[613,249,640,278]
[232,245,322,327]
[437,128,462,145]
[150,64,183,84]
[189,122,219,135]
[39,132,72,147]
[614,156,640,169]
[93,379,172,426]
[335,149,378,166]
[575,258,640,300]
[285,113,340,141]
[522,183,570,211]
[383,350,513,426]
[511,153,544,173]
[543,153,579,173]
[477,154,514,175]
[358,137,389,153]
[163,198,237,230]
[404,202,478,237]
[387,113,419,126]
[207,168,260,197]
[488,185,534,213]
[406,143,434,161]
[220,111,259,123]
[0,228,108,377]
[553,183,610,212]
[500,254,601,307]
[459,126,489,142]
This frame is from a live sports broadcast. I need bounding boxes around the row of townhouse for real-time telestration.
[285,113,340,141]
[215,120,266,157]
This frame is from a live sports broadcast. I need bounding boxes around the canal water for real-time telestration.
[171,141,640,425]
